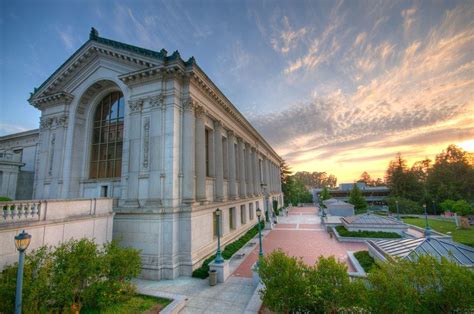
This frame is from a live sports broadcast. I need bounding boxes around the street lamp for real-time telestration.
[214,208,224,263]
[14,230,32,314]
[423,204,431,239]
[396,200,400,221]
[256,208,263,261]
[432,200,436,216]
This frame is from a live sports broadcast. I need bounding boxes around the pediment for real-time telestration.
[28,32,173,108]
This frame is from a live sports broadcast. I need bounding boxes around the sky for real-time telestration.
[0,0,473,183]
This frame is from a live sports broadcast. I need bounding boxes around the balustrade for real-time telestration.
[1,201,41,224]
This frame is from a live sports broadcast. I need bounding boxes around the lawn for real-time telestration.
[402,217,474,247]
[81,295,172,314]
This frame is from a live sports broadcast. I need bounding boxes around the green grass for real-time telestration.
[353,251,377,273]
[335,226,401,239]
[192,221,264,279]
[81,295,172,314]
[402,218,474,247]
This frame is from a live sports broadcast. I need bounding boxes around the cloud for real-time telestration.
[57,26,76,51]
[401,7,417,34]
[271,16,307,54]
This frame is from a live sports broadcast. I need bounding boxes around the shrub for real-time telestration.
[0,196,13,201]
[0,239,141,313]
[452,200,473,216]
[335,226,401,238]
[386,197,423,214]
[353,251,377,273]
[367,255,474,312]
[258,250,368,313]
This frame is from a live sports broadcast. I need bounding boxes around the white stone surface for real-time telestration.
[209,260,230,283]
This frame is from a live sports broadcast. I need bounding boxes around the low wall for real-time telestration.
[0,198,114,269]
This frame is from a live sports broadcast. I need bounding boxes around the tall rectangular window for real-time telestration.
[234,143,239,181]
[249,203,254,220]
[205,129,210,177]
[259,159,263,183]
[229,207,236,230]
[241,204,246,224]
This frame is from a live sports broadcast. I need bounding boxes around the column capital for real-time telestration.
[128,98,144,113]
[214,119,223,129]
[182,97,199,112]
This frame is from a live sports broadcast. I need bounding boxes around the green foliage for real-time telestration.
[293,171,337,188]
[452,199,473,216]
[258,251,474,313]
[348,184,368,211]
[386,196,423,214]
[386,153,425,202]
[0,196,13,201]
[258,250,367,313]
[367,255,474,313]
[335,226,401,238]
[192,221,264,279]
[439,199,456,212]
[353,251,377,273]
[319,187,331,201]
[81,295,172,314]
[0,239,141,313]
[282,175,313,206]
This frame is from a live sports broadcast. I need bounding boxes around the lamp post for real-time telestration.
[432,200,436,216]
[214,208,224,263]
[256,208,263,261]
[423,204,431,239]
[396,200,400,221]
[14,230,32,314]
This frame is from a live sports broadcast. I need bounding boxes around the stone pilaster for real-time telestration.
[228,131,237,199]
[125,99,143,206]
[245,143,253,197]
[182,98,196,203]
[214,120,224,201]
[238,138,246,198]
[147,95,164,205]
[195,106,206,202]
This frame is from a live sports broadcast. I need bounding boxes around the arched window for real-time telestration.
[89,91,124,179]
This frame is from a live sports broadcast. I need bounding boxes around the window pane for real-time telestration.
[90,91,124,179]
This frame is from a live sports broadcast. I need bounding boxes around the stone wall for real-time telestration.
[0,198,114,269]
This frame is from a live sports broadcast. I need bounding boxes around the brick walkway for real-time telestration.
[232,206,367,277]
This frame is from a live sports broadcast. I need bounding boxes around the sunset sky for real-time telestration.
[1,0,473,183]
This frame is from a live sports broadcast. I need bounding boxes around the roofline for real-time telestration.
[0,129,39,141]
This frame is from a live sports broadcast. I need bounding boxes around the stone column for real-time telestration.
[238,138,246,198]
[195,106,206,202]
[246,143,253,197]
[182,99,196,203]
[228,131,237,199]
[214,120,224,201]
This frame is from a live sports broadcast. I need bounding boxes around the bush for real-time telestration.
[0,196,13,201]
[192,221,264,279]
[0,239,141,313]
[368,255,474,312]
[386,197,423,214]
[258,250,368,313]
[353,251,377,273]
[258,251,474,313]
[335,226,401,238]
[452,200,473,216]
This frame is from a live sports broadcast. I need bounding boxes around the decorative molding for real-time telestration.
[30,92,74,109]
[182,97,198,112]
[48,133,56,176]
[194,105,205,118]
[40,114,69,129]
[143,117,150,168]
[149,93,165,108]
[128,98,144,113]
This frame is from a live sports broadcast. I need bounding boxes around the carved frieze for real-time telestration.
[149,93,165,109]
[128,98,144,113]
[40,114,69,129]
[143,117,150,168]
[48,133,56,176]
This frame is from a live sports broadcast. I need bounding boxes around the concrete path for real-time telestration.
[136,205,367,313]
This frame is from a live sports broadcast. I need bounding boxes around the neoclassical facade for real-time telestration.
[2,28,283,279]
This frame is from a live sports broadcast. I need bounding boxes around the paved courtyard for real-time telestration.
[138,205,368,313]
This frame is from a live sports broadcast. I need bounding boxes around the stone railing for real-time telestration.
[0,198,113,226]
[1,201,42,224]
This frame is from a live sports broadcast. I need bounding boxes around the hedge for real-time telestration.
[354,250,377,273]
[192,221,264,279]
[335,226,401,238]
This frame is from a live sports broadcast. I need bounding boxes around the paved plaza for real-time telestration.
[137,205,368,313]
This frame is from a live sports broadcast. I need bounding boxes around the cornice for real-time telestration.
[30,92,74,110]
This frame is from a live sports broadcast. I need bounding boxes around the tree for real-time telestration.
[349,184,367,212]
[385,153,424,201]
[452,200,473,216]
[280,159,292,185]
[282,176,313,206]
[426,145,474,202]
[319,187,331,201]
[292,171,338,188]
[359,171,372,185]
